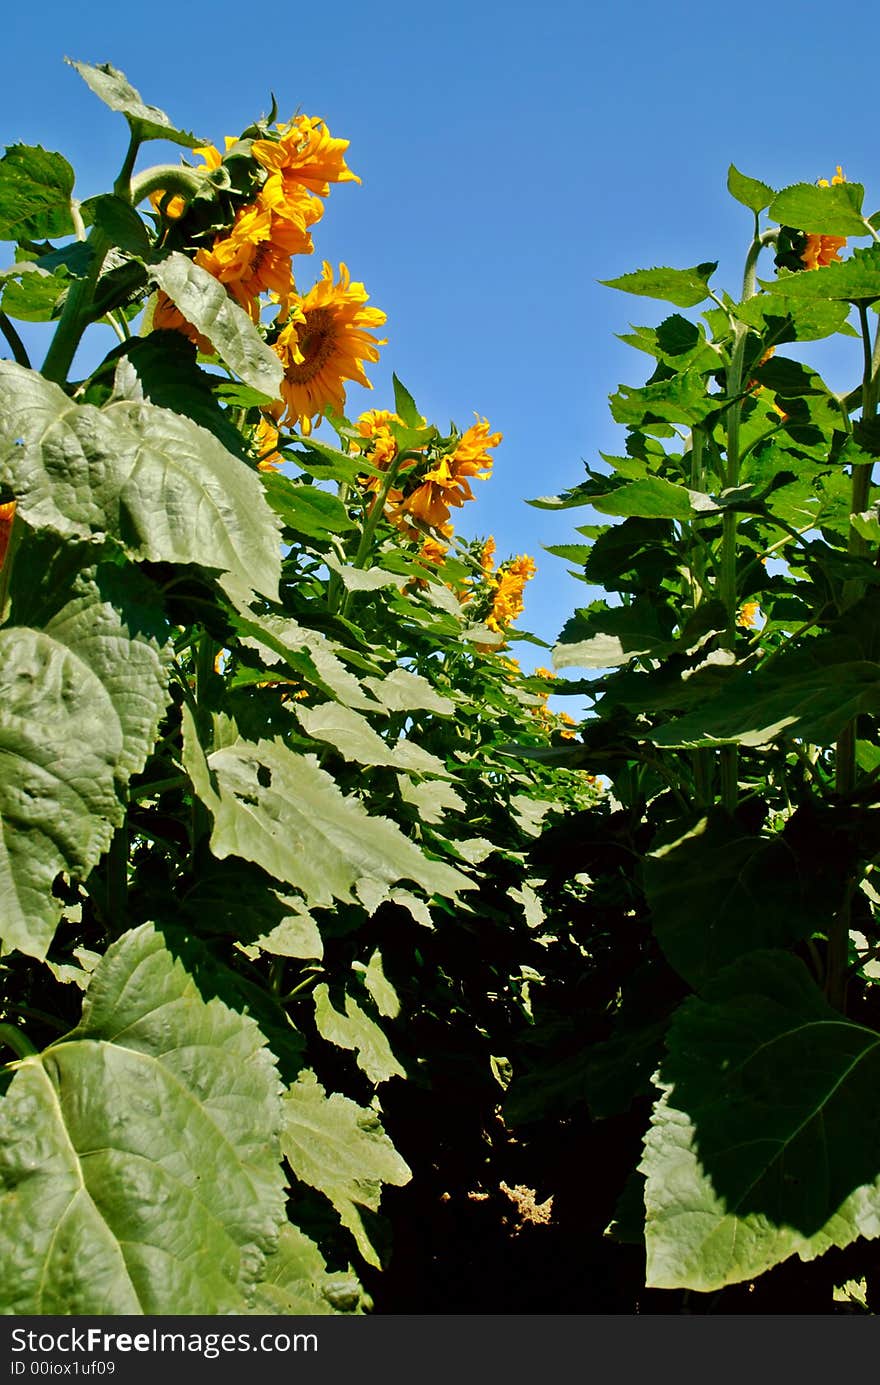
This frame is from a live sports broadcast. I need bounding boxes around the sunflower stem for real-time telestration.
[0,1022,38,1061]
[829,304,880,1009]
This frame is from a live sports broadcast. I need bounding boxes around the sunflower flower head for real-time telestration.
[486,554,536,633]
[403,415,502,531]
[253,115,360,210]
[817,165,846,187]
[801,233,847,271]
[736,600,761,630]
[480,536,496,573]
[253,416,284,471]
[272,262,386,433]
[354,409,403,469]
[194,201,320,318]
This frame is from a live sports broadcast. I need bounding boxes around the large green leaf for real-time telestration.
[261,472,357,541]
[181,708,471,910]
[760,245,880,301]
[609,373,719,428]
[0,363,281,603]
[553,600,675,670]
[0,924,286,1313]
[0,565,171,960]
[769,180,867,236]
[232,611,383,712]
[281,1071,410,1268]
[600,263,717,308]
[249,1224,369,1315]
[149,255,283,397]
[642,951,880,1291]
[591,477,717,521]
[643,813,834,987]
[0,145,75,240]
[67,60,203,147]
[650,639,880,749]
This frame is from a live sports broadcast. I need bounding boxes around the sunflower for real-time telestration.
[253,115,360,203]
[403,416,501,530]
[253,416,284,471]
[486,555,536,632]
[801,233,846,271]
[354,409,404,470]
[194,201,319,317]
[272,262,386,432]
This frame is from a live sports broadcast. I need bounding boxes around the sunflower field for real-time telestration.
[3,61,880,1316]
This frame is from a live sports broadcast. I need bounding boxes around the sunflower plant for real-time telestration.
[0,60,597,1314]
[505,160,880,1309]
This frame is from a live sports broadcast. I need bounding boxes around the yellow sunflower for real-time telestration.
[486,555,536,632]
[272,262,387,432]
[253,115,360,204]
[253,416,284,471]
[194,201,319,317]
[403,416,501,530]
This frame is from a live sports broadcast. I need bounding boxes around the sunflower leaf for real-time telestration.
[66,59,204,147]
[600,263,718,308]
[0,144,75,241]
[0,924,286,1313]
[727,165,775,214]
[149,254,283,397]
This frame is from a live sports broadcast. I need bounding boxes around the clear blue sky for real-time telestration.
[3,0,879,680]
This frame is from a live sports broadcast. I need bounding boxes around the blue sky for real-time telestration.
[3,0,879,683]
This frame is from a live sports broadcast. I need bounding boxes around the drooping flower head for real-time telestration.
[403,415,501,530]
[485,554,536,633]
[253,115,360,210]
[253,416,284,471]
[194,201,322,318]
[272,263,387,432]
[354,409,404,470]
[801,234,846,271]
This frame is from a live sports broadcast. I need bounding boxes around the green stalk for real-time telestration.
[40,226,112,384]
[715,221,770,813]
[828,305,880,1009]
[129,165,205,210]
[339,451,415,618]
[113,131,140,201]
[0,1021,38,1061]
[0,311,31,368]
